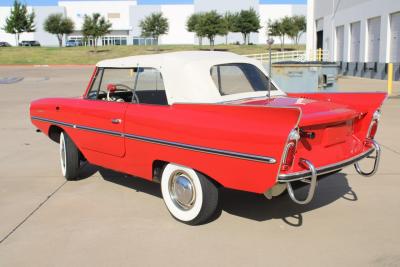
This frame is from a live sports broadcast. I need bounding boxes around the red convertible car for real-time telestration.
[30,52,385,225]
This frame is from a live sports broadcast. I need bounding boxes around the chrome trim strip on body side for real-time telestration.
[76,124,124,137]
[31,116,277,164]
[123,133,276,163]
[278,147,375,182]
[32,117,74,128]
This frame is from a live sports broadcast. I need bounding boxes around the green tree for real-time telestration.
[268,19,283,51]
[223,12,238,45]
[289,15,306,47]
[187,13,204,45]
[3,0,35,45]
[196,11,227,50]
[233,8,261,45]
[44,13,74,47]
[280,16,294,50]
[268,17,293,51]
[139,12,169,51]
[82,13,112,48]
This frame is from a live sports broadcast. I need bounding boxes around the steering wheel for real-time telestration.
[113,83,132,91]
[106,84,139,103]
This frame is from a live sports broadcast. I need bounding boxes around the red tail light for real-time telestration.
[281,129,299,171]
[281,141,297,171]
[368,120,378,139]
[367,110,380,139]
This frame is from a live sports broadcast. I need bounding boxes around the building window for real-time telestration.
[101,36,127,46]
[68,36,127,46]
[68,36,83,42]
[132,37,158,46]
[68,36,97,46]
[68,36,91,46]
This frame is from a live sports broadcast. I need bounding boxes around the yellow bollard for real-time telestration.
[317,48,322,62]
[387,63,393,96]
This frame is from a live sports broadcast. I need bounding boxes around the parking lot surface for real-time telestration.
[0,66,399,267]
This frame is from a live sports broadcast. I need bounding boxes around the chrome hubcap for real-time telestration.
[169,171,196,210]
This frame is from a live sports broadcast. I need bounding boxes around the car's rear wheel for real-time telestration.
[161,163,220,225]
[59,132,80,180]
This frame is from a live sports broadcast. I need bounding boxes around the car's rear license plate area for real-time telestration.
[323,121,353,147]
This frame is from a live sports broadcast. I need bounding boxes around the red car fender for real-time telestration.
[123,103,301,193]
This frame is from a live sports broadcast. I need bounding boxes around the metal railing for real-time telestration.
[244,49,329,63]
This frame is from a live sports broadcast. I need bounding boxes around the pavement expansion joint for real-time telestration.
[0,180,68,245]
[381,144,400,156]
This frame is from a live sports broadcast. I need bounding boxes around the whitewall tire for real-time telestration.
[59,132,80,180]
[161,163,220,225]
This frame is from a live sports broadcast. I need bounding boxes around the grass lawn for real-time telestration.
[0,44,305,65]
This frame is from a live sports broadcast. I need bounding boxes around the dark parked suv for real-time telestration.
[19,41,41,47]
[0,42,11,47]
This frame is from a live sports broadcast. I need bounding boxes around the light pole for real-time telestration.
[267,37,274,99]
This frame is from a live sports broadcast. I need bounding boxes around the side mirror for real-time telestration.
[107,83,117,93]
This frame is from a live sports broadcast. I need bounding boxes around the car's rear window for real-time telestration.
[210,63,276,96]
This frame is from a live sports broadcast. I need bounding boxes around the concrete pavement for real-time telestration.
[0,66,399,267]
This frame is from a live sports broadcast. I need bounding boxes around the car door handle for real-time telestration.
[111,118,122,124]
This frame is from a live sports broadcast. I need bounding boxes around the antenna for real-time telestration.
[267,37,274,99]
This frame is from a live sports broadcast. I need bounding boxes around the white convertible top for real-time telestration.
[97,51,285,104]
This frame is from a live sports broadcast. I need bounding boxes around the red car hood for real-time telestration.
[228,96,361,126]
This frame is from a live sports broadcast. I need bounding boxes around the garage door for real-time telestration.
[368,17,381,62]
[390,12,400,63]
[336,25,344,61]
[350,21,361,62]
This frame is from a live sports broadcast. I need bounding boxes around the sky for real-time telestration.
[0,0,307,7]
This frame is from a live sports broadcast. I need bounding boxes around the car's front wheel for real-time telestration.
[59,132,80,180]
[161,163,220,225]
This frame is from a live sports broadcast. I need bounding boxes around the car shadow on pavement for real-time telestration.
[98,167,162,199]
[84,165,357,226]
[221,173,357,226]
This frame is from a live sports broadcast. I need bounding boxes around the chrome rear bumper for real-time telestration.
[278,143,377,182]
[277,140,381,205]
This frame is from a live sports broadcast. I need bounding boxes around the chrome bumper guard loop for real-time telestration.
[286,159,317,205]
[354,139,381,177]
[278,146,376,182]
[279,140,380,205]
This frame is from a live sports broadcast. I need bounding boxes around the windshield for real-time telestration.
[210,63,277,96]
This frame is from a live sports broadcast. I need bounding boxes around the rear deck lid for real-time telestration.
[229,96,361,126]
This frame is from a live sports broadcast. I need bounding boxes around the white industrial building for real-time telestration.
[0,0,306,47]
[306,0,400,79]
